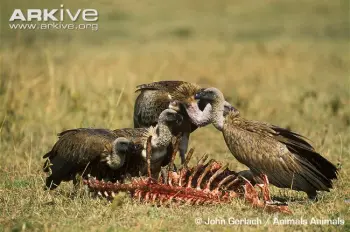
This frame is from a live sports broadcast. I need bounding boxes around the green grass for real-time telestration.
[0,0,349,231]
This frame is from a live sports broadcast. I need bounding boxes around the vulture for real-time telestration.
[133,80,235,163]
[190,87,338,200]
[43,109,183,190]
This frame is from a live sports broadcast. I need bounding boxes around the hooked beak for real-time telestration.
[195,88,206,100]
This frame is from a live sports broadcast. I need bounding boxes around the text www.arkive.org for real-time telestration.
[9,23,98,31]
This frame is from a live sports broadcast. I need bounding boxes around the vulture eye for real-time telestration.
[194,93,202,99]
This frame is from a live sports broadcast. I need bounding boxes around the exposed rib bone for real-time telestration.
[187,154,208,188]
[216,175,235,190]
[84,147,291,214]
[206,163,228,190]
[196,159,215,190]
[179,148,194,186]
[168,137,180,185]
[183,148,194,168]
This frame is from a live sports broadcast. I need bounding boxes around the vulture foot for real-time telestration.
[244,175,291,214]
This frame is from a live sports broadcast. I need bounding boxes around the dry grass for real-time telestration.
[0,0,349,231]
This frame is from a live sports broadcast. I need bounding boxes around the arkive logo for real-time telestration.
[9,4,98,22]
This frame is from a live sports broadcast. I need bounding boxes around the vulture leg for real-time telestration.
[257,174,288,206]
[256,174,272,203]
[179,132,189,164]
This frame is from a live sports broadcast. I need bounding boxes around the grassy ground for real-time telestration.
[0,0,349,231]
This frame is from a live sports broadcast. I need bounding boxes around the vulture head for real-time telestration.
[192,87,239,130]
[158,108,183,126]
[195,87,225,104]
[195,87,239,114]
[108,137,134,170]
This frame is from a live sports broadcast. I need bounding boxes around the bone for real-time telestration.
[187,154,209,188]
[183,148,194,168]
[225,178,243,190]
[168,137,180,185]
[152,193,158,203]
[196,159,215,190]
[178,148,194,186]
[84,152,292,214]
[215,175,236,190]
[144,192,150,202]
[206,163,228,190]
[146,136,152,178]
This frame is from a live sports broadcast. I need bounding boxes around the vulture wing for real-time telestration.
[43,128,117,188]
[223,115,337,196]
[135,80,186,93]
[133,90,171,128]
[271,126,338,180]
[112,128,146,151]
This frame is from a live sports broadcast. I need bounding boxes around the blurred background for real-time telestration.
[0,0,349,231]
[1,0,349,155]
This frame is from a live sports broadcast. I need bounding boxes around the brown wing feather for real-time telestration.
[43,128,119,189]
[223,114,337,194]
[135,80,186,93]
[112,128,146,138]
[112,128,147,152]
[271,126,338,180]
[134,81,201,134]
[43,128,115,161]
[133,90,171,128]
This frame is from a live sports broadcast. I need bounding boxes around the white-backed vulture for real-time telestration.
[43,109,183,190]
[190,87,338,199]
[133,80,235,163]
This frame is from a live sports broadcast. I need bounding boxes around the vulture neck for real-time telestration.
[107,152,125,170]
[210,100,225,131]
[185,102,212,127]
[152,122,172,149]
